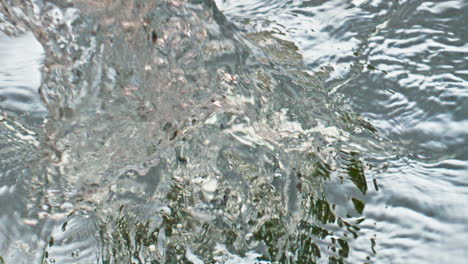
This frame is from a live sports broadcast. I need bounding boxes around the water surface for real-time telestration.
[0,0,467,263]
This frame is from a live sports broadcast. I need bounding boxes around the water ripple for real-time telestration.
[0,0,467,263]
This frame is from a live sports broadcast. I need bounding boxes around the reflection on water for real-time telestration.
[1,0,467,263]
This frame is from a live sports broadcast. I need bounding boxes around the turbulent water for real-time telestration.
[0,0,467,263]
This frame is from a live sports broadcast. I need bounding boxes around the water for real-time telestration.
[0,0,467,263]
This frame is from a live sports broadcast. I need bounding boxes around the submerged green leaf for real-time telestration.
[346,152,368,195]
[352,198,365,214]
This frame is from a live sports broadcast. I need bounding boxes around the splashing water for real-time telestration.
[1,0,467,263]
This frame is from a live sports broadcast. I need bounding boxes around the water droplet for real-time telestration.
[71,249,80,258]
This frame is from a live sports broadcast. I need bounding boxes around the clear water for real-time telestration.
[0,0,467,263]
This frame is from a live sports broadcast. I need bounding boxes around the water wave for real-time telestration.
[1,0,467,263]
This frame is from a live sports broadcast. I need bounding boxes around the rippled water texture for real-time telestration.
[0,0,467,263]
